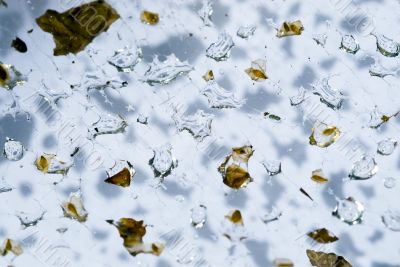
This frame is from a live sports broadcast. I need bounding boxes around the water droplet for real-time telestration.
[377,138,397,155]
[3,138,24,161]
[149,144,178,179]
[107,46,142,73]
[262,160,282,176]
[383,177,396,189]
[89,114,127,138]
[312,77,344,110]
[206,32,235,61]
[290,87,306,106]
[375,34,400,57]
[198,0,213,26]
[173,110,213,141]
[200,80,244,109]
[382,210,400,231]
[191,205,207,229]
[237,25,256,39]
[349,155,378,180]
[340,35,360,54]
[332,197,364,225]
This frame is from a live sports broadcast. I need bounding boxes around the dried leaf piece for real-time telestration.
[231,145,254,164]
[140,10,159,25]
[223,210,247,241]
[107,218,164,256]
[223,164,251,189]
[202,70,214,81]
[277,20,304,38]
[311,169,329,184]
[11,37,27,53]
[307,228,338,243]
[61,192,88,222]
[105,162,135,187]
[306,249,352,267]
[273,258,294,267]
[0,0,7,7]
[309,122,340,148]
[0,62,25,90]
[36,1,120,56]
[0,239,22,256]
[245,59,268,81]
[226,210,244,225]
[264,112,281,121]
[35,153,72,174]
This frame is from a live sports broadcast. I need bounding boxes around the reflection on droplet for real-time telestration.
[377,138,397,156]
[340,35,360,54]
[374,34,400,57]
[382,210,400,231]
[332,197,364,225]
[312,77,344,110]
[3,138,24,161]
[206,32,235,61]
[349,155,378,180]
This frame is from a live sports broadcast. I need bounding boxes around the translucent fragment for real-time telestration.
[36,1,119,55]
[245,59,268,81]
[200,80,244,109]
[105,161,135,187]
[198,0,213,26]
[107,218,164,256]
[307,228,338,243]
[16,210,46,229]
[262,160,282,176]
[237,25,256,39]
[367,107,397,129]
[374,34,400,57]
[3,138,24,161]
[190,205,207,229]
[273,258,294,267]
[143,54,193,85]
[349,155,378,180]
[219,146,253,189]
[369,62,395,78]
[62,192,88,222]
[383,177,396,189]
[206,32,235,61]
[306,249,352,267]
[277,20,304,38]
[312,34,327,47]
[312,77,344,110]
[0,62,26,90]
[377,138,397,155]
[309,121,341,148]
[261,207,282,224]
[382,210,400,231]
[290,87,306,106]
[35,153,72,174]
[202,70,214,81]
[140,10,159,25]
[222,210,247,241]
[149,144,177,179]
[89,114,127,138]
[136,114,148,125]
[332,197,364,225]
[173,110,213,141]
[0,239,22,256]
[107,46,142,73]
[340,35,360,54]
[311,169,329,184]
[0,179,12,193]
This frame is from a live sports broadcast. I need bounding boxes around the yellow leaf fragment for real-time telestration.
[307,228,339,243]
[35,153,72,174]
[273,258,294,267]
[223,164,251,189]
[105,166,134,187]
[309,122,340,148]
[0,64,10,87]
[0,239,22,256]
[277,20,304,37]
[225,210,244,226]
[202,70,214,81]
[311,169,329,184]
[61,192,88,222]
[306,249,352,267]
[245,59,268,81]
[140,10,159,25]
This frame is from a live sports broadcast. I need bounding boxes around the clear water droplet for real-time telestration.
[200,80,244,109]
[262,160,282,176]
[383,177,396,189]
[349,155,378,180]
[3,138,24,161]
[237,25,256,39]
[312,77,343,110]
[377,139,397,155]
[206,32,235,61]
[382,210,400,231]
[191,205,207,229]
[332,197,364,225]
[173,110,213,141]
[375,34,400,57]
[340,35,360,54]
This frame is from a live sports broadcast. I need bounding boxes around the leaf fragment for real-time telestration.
[140,10,159,25]
[306,249,352,267]
[307,228,338,243]
[277,20,304,38]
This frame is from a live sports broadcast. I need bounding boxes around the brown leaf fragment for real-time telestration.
[311,169,329,184]
[277,20,304,37]
[223,164,251,189]
[36,0,120,56]
[307,228,338,243]
[306,249,352,267]
[0,239,22,256]
[225,210,244,226]
[245,59,268,81]
[273,258,294,267]
[61,192,88,222]
[140,10,159,25]
[202,70,214,81]
[104,167,132,187]
[107,218,164,256]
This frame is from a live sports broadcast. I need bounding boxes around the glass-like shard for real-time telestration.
[383,177,396,189]
[377,138,397,155]
[89,114,127,138]
[382,210,400,231]
[191,205,207,229]
[173,110,213,141]
[107,218,164,256]
[17,210,46,229]
[290,87,306,106]
[332,197,364,225]
[277,20,304,38]
[273,258,294,267]
[0,179,12,193]
[143,54,193,85]
[202,70,214,81]
[200,80,244,109]
[349,155,378,180]
[245,59,268,81]
[306,249,352,267]
[0,62,26,90]
[237,25,256,39]
[262,160,282,176]
[11,37,27,53]
[35,153,72,174]
[340,35,360,54]
[140,10,159,25]
[374,34,400,57]
[206,32,235,61]
[261,207,282,224]
[105,161,135,187]
[0,239,23,256]
[107,46,142,73]
[3,138,24,161]
[219,146,253,189]
[198,0,213,26]
[137,114,148,125]
[312,34,327,47]
[367,107,398,129]
[36,1,120,56]
[369,62,395,78]
[222,210,247,241]
[307,228,338,243]
[62,192,88,222]
[149,144,177,179]
[309,122,340,148]
[311,169,329,184]
[312,77,344,110]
